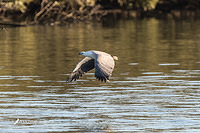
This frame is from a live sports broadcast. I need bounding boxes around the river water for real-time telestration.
[0,19,200,132]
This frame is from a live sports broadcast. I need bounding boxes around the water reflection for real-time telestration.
[0,19,200,132]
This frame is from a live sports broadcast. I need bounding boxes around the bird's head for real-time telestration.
[79,51,95,59]
[79,51,85,55]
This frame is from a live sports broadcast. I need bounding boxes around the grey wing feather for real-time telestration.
[67,57,95,82]
[94,54,115,82]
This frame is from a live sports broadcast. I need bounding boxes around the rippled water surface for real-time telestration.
[0,19,200,132]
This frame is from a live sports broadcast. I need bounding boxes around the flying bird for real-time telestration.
[67,50,118,82]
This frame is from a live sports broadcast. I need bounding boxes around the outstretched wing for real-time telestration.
[94,54,115,82]
[67,57,95,82]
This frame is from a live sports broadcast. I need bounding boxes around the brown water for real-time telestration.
[0,19,200,132]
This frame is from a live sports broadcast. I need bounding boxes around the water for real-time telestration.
[0,19,200,132]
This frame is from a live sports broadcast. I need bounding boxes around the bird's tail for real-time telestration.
[112,56,118,60]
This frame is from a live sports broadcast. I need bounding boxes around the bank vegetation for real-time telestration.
[1,0,200,25]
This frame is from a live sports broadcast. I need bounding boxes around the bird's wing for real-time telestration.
[67,57,95,82]
[95,54,115,82]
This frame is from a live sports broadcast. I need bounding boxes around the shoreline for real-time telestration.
[1,1,200,26]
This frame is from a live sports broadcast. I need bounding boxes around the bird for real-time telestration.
[67,50,118,82]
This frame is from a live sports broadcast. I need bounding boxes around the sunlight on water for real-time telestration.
[159,63,180,66]
[0,19,200,132]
